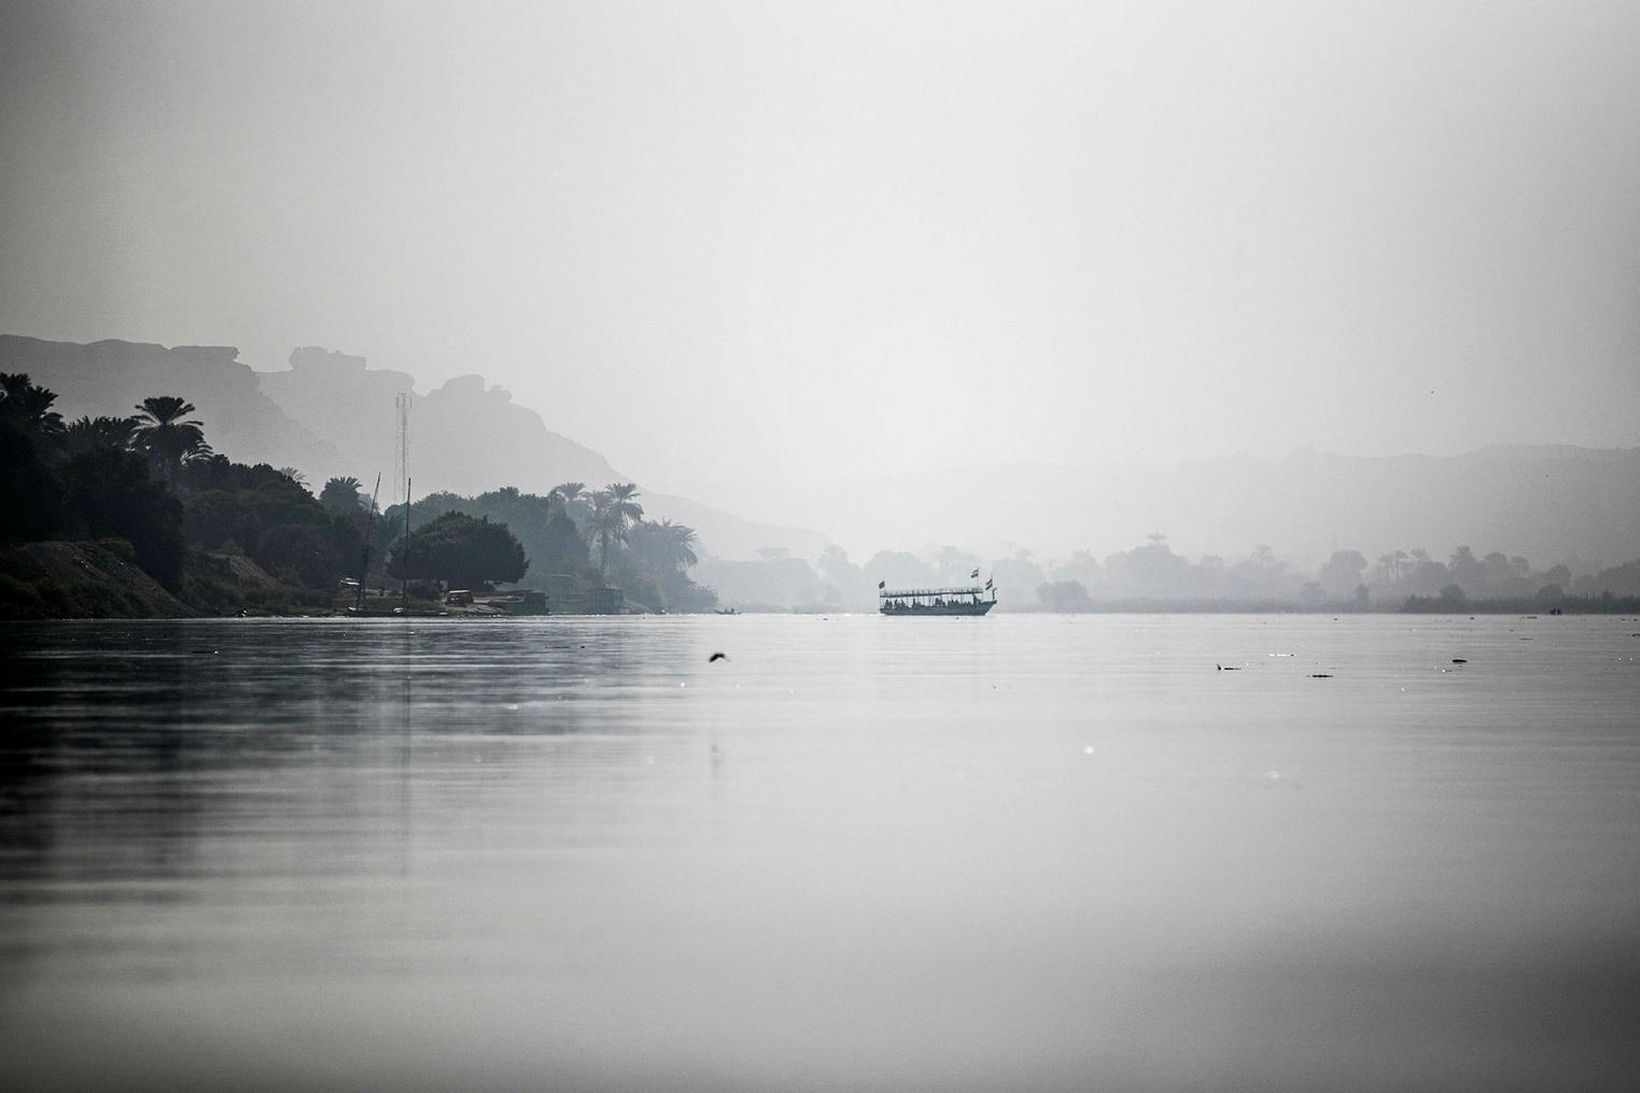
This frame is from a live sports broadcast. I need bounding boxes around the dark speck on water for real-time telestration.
[1,615,1638,1092]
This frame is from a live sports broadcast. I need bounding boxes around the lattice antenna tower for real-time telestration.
[393,393,412,509]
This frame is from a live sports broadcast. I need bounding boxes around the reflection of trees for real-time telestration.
[0,619,709,994]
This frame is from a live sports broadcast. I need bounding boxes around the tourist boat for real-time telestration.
[879,582,997,616]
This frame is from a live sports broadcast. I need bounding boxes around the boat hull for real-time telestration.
[880,601,995,617]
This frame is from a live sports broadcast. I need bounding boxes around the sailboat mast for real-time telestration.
[357,471,381,611]
[402,476,412,607]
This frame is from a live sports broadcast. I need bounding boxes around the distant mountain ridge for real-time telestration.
[0,334,827,560]
[681,444,1640,569]
[0,336,338,471]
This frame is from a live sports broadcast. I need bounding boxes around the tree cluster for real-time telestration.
[3,376,188,586]
[2,374,370,611]
[380,481,715,611]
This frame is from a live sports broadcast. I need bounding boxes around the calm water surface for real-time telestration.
[2,615,1639,1090]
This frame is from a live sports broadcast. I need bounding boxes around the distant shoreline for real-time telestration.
[9,601,1635,622]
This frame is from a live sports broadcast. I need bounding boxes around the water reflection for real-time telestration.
[2,615,1639,1090]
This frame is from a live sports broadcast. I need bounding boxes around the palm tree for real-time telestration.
[320,475,363,513]
[277,466,308,489]
[606,482,643,518]
[550,481,586,513]
[650,519,698,570]
[132,396,210,477]
[0,373,66,437]
[590,482,644,578]
[588,495,618,578]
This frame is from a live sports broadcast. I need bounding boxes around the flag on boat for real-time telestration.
[985,578,993,589]
[970,568,980,578]
[878,580,886,589]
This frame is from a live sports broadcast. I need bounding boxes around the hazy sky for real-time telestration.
[3,1,1638,491]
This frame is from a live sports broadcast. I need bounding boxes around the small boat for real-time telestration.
[880,583,997,616]
[714,607,739,615]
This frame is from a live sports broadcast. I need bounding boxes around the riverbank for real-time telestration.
[0,541,666,619]
[0,541,332,620]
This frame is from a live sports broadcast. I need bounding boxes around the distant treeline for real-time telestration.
[1027,539,1640,613]
[694,538,1640,613]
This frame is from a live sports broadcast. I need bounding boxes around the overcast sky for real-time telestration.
[3,1,1638,490]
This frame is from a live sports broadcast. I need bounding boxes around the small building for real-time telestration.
[497,590,548,615]
[445,589,474,606]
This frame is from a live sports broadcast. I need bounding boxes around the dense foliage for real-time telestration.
[386,511,527,590]
[3,376,716,614]
[178,456,363,588]
[383,482,716,611]
[3,374,186,586]
[1,373,367,613]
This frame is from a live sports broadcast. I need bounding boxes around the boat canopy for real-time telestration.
[880,585,987,599]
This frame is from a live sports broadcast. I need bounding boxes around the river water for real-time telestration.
[2,615,1638,1091]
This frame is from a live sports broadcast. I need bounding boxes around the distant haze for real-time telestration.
[678,447,1640,568]
[8,333,1636,573]
[4,1,1639,496]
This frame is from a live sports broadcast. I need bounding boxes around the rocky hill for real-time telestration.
[0,336,336,471]
[257,347,622,496]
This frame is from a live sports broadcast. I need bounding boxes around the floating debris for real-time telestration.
[1216,663,1242,671]
[1310,673,1333,678]
[708,652,728,663]
[1451,658,1468,664]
